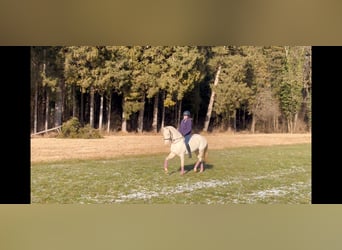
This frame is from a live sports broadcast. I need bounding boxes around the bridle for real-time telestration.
[163,127,183,143]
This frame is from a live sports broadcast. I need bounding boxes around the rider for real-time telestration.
[179,110,192,158]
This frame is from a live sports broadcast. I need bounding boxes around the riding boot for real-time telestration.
[186,144,192,158]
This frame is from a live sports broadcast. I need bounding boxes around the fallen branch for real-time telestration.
[31,125,62,136]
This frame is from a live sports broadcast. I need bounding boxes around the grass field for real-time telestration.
[31,143,311,204]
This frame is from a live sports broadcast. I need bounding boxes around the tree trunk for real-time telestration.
[177,100,182,129]
[287,118,292,133]
[106,92,112,133]
[72,84,76,117]
[203,65,221,132]
[152,93,159,133]
[242,106,246,130]
[251,114,256,133]
[99,93,104,130]
[227,113,232,132]
[45,87,49,131]
[233,110,237,132]
[89,85,95,128]
[137,94,145,133]
[174,102,178,128]
[121,98,127,133]
[293,113,298,133]
[80,91,84,125]
[161,91,165,129]
[54,78,63,127]
[34,78,38,134]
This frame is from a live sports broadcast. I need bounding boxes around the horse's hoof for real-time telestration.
[194,168,197,172]
[164,168,168,174]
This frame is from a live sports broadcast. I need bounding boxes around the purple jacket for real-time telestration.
[179,118,192,136]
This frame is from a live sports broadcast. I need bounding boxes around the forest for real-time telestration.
[30,46,311,134]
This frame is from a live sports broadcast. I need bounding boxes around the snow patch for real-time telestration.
[115,180,233,203]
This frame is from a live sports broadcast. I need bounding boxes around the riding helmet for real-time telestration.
[183,110,190,116]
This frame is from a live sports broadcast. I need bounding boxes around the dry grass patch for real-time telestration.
[31,133,311,163]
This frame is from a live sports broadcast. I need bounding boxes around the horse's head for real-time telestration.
[162,126,172,145]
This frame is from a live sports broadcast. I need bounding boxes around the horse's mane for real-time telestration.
[164,126,182,136]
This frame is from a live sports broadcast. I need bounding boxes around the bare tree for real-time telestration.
[203,65,221,132]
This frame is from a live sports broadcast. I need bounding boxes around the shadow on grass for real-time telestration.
[172,163,214,175]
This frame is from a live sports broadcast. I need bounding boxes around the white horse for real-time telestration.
[162,126,208,175]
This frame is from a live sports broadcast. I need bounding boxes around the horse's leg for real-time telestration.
[200,161,204,173]
[180,154,185,175]
[197,149,205,173]
[190,148,198,172]
[193,160,200,172]
[164,152,176,173]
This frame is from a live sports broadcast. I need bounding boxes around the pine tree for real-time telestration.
[202,46,227,132]
[213,46,251,131]
[64,46,101,127]
[280,46,307,133]
[160,46,205,127]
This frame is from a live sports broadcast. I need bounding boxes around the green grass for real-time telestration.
[31,143,311,204]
